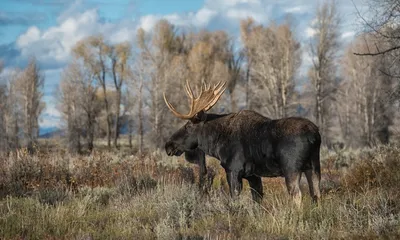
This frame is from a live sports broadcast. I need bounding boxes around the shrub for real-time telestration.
[342,145,400,192]
[1,145,400,239]
[36,188,70,205]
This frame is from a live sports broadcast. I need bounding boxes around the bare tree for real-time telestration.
[186,31,231,93]
[340,34,395,146]
[134,20,239,148]
[353,0,400,110]
[240,18,255,109]
[73,36,113,148]
[59,70,82,154]
[110,42,132,148]
[5,70,21,150]
[353,0,400,57]
[131,29,149,154]
[240,18,301,118]
[136,20,184,147]
[15,58,45,152]
[226,44,243,112]
[59,61,102,153]
[0,61,6,153]
[121,87,135,150]
[308,0,340,145]
[130,61,145,154]
[0,85,6,153]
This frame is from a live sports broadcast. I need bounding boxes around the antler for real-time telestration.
[163,80,226,119]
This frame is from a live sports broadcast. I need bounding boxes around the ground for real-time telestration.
[0,143,400,239]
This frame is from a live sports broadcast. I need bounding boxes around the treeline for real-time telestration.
[0,0,399,154]
[58,10,305,154]
[0,58,44,153]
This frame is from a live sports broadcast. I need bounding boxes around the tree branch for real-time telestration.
[353,45,400,56]
[378,68,400,78]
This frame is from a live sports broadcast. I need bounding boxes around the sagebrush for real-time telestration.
[1,145,400,239]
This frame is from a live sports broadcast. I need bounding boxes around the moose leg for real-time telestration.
[226,170,243,199]
[245,175,263,203]
[198,153,207,191]
[305,169,321,203]
[305,148,321,203]
[284,172,302,208]
[185,149,208,192]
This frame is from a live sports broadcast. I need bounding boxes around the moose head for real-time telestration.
[163,81,226,156]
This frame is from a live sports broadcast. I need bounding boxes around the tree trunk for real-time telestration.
[138,78,144,155]
[100,83,112,148]
[230,90,237,112]
[87,112,94,153]
[155,79,161,144]
[113,90,121,148]
[13,115,19,149]
[99,55,111,148]
[68,105,81,154]
[246,63,251,109]
[315,76,322,127]
[0,107,5,152]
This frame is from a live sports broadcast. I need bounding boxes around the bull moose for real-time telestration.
[164,81,321,205]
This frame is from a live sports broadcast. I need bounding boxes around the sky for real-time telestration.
[0,0,367,130]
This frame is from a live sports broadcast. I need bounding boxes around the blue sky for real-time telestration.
[0,0,365,129]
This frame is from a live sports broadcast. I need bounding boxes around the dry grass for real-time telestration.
[1,145,400,239]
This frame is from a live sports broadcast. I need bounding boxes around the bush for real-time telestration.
[36,188,70,205]
[342,145,400,192]
[0,151,71,198]
[1,145,400,239]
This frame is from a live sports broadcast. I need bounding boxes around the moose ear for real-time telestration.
[191,110,206,123]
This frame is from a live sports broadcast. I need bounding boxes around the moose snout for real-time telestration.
[165,141,176,156]
[165,141,183,156]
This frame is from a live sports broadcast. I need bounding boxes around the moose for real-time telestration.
[164,81,321,205]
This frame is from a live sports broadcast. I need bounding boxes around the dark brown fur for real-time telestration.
[274,117,320,136]
[165,110,321,204]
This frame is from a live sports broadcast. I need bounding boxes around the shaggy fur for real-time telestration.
[165,110,321,204]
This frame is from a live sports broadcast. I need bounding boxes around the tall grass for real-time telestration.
[0,145,400,239]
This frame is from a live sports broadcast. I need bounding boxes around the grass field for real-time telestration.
[0,144,400,239]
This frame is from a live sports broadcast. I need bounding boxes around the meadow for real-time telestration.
[0,142,400,239]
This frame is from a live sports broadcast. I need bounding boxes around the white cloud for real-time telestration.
[194,8,217,26]
[207,0,261,8]
[40,115,62,128]
[226,8,266,23]
[43,103,62,118]
[0,67,17,78]
[17,26,41,47]
[136,8,217,32]
[40,95,62,128]
[15,0,340,69]
[137,14,185,32]
[16,9,101,66]
[14,0,362,69]
[305,27,316,38]
[284,6,308,13]
[203,0,267,24]
[138,15,159,32]
[310,17,318,26]
[110,26,136,44]
[341,31,355,39]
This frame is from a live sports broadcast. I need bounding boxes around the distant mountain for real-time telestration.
[39,127,65,138]
[37,115,147,139]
